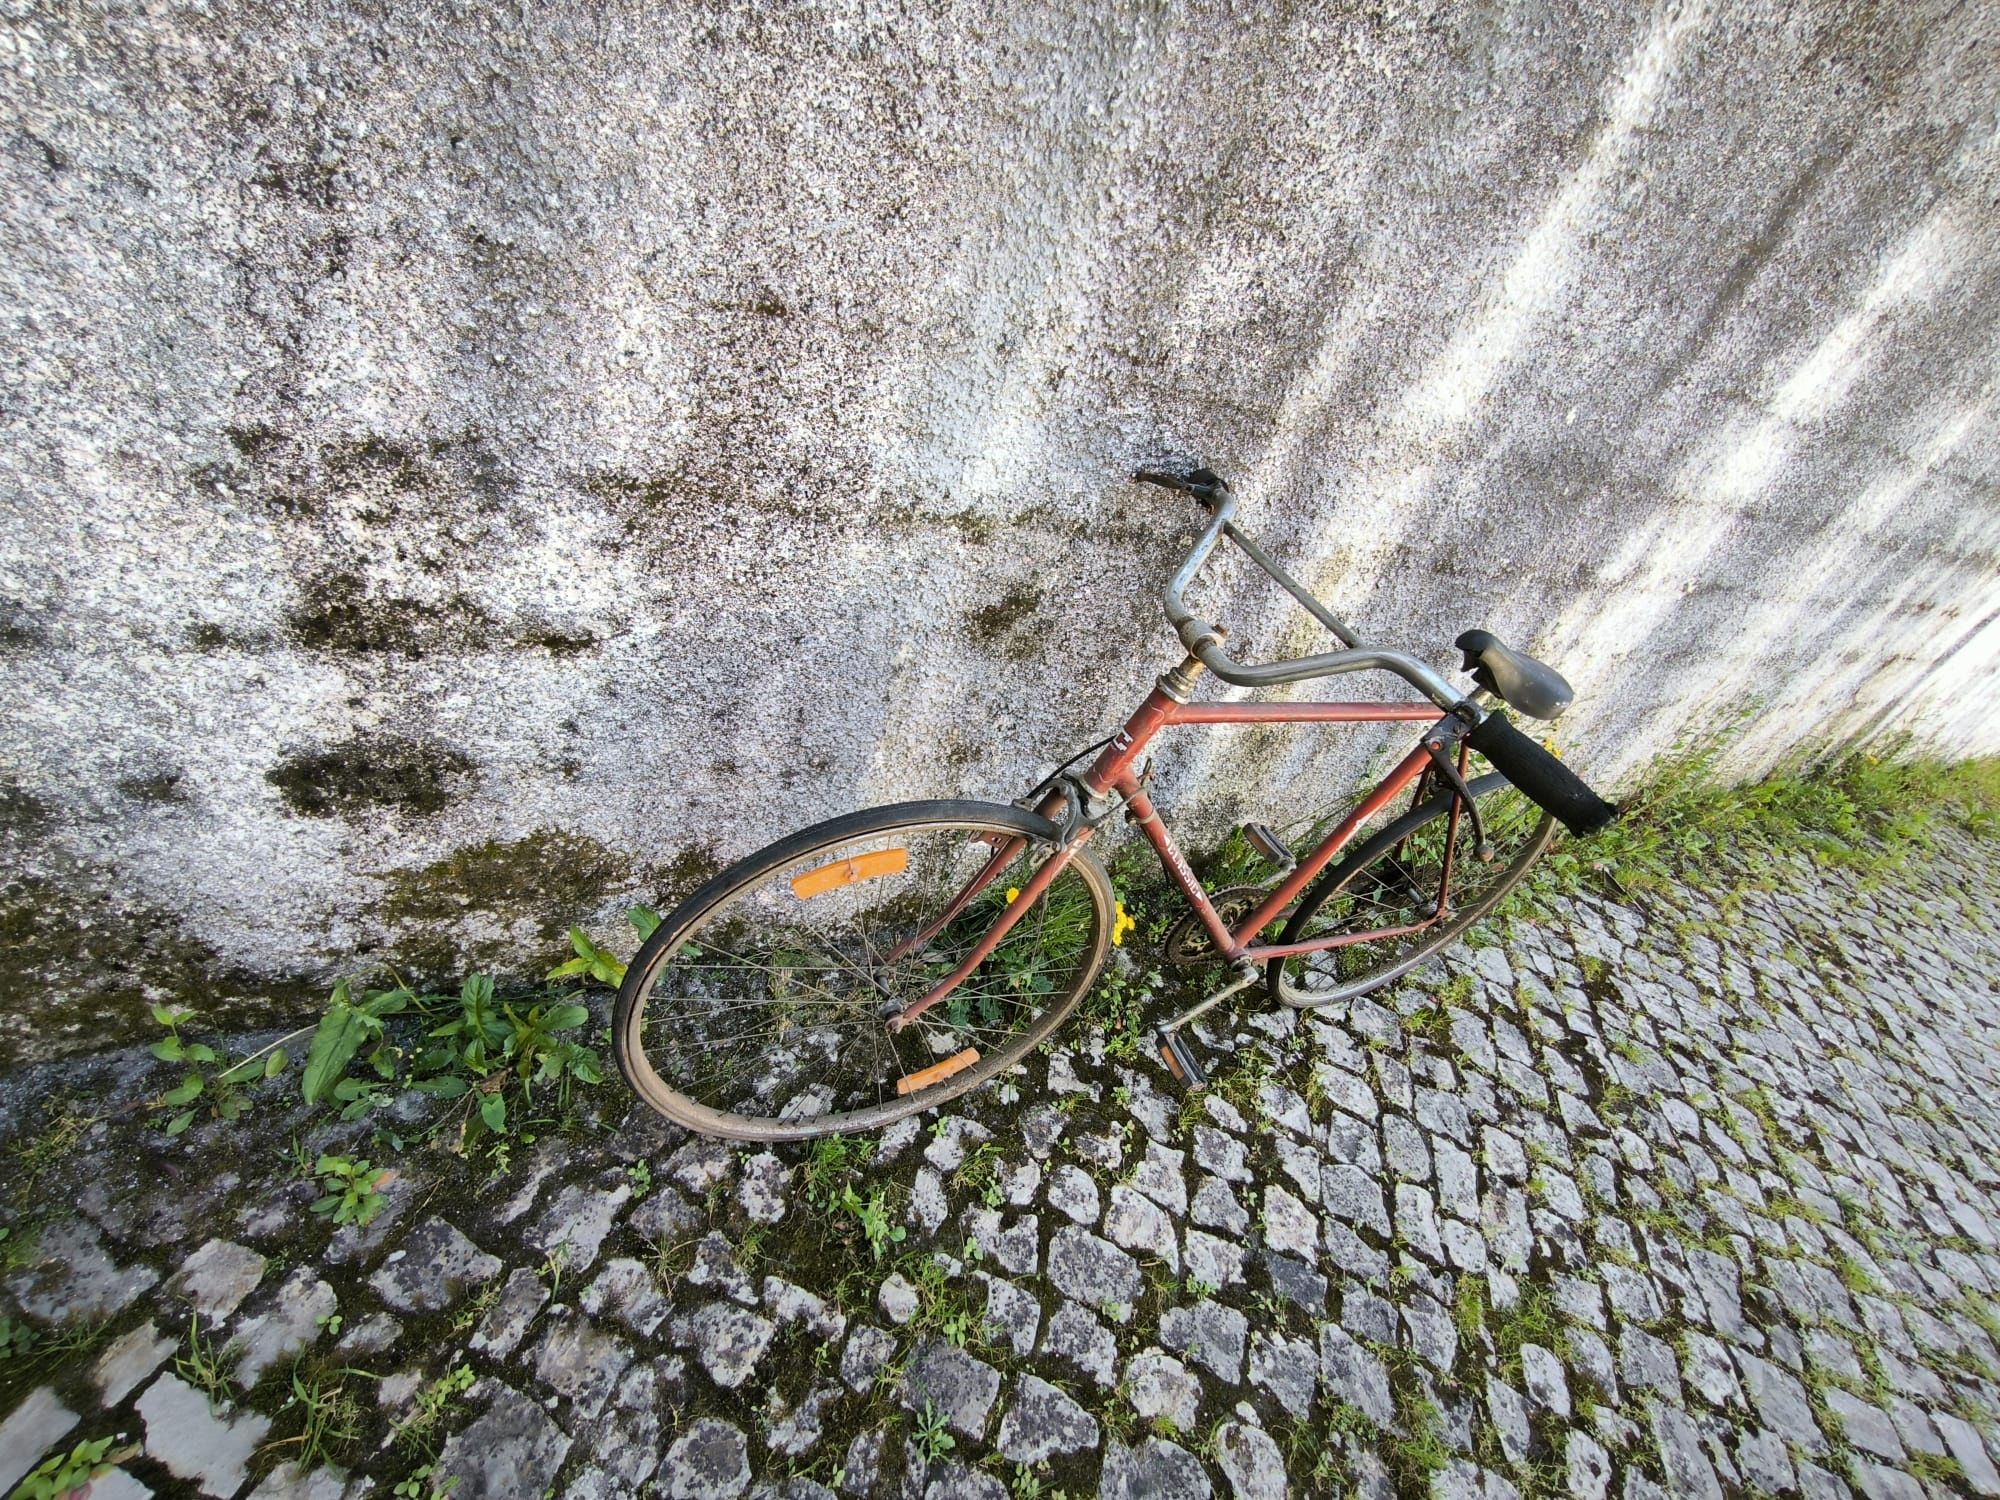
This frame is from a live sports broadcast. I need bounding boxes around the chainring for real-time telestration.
[1164,885,1269,968]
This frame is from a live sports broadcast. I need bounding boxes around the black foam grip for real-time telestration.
[1467,711,1618,837]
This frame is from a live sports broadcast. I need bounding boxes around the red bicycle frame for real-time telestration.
[887,670,1467,1032]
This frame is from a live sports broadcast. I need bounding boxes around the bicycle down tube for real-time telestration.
[884,682,1455,1032]
[1080,686,1447,966]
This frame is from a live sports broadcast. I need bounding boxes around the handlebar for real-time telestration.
[1132,468,1464,710]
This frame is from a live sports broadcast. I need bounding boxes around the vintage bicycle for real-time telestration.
[614,468,1616,1140]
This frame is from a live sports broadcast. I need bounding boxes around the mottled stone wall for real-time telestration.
[3,0,1997,1056]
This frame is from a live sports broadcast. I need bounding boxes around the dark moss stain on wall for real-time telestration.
[267,736,474,818]
[372,829,631,978]
[964,583,1045,662]
[285,572,495,657]
[514,627,599,656]
[117,770,188,804]
[0,602,49,650]
[323,436,429,491]
[0,779,48,831]
[0,785,322,1066]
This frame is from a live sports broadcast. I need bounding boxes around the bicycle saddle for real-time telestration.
[1455,630,1574,720]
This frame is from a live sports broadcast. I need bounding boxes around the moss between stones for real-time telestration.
[267,737,475,819]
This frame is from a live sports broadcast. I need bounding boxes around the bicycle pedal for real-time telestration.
[1157,1029,1209,1089]
[1240,822,1296,873]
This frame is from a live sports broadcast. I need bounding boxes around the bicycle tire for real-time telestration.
[1265,772,1554,1008]
[615,799,1115,1141]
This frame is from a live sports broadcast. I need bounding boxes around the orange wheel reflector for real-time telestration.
[790,847,908,900]
[896,1047,981,1096]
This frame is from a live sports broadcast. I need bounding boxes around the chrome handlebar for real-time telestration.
[1137,469,1466,712]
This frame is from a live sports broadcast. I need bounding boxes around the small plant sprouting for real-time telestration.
[9,1434,139,1500]
[626,1160,653,1199]
[392,1464,462,1499]
[953,1142,1005,1209]
[837,1186,906,1261]
[540,1240,572,1299]
[300,978,414,1114]
[274,1365,364,1469]
[149,1004,290,1135]
[803,1133,876,1208]
[543,904,662,988]
[393,1362,476,1451]
[309,1155,396,1228]
[0,1313,35,1360]
[546,928,626,987]
[913,1399,956,1461]
[177,1311,231,1409]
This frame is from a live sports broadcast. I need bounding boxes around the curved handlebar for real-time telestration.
[1135,467,1463,711]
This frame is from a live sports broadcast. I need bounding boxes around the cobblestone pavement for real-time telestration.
[3,827,2000,1499]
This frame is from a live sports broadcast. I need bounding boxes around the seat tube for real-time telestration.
[1082,685,1178,796]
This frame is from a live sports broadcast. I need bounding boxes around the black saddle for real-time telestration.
[1455,630,1574,720]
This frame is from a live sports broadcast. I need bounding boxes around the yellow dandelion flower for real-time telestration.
[1111,900,1136,947]
[1004,887,1020,904]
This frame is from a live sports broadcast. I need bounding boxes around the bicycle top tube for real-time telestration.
[1145,471,1466,712]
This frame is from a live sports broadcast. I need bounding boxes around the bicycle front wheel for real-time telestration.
[614,800,1114,1141]
[1266,772,1553,1008]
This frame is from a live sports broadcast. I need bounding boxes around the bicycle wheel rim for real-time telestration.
[1269,773,1553,1009]
[615,803,1113,1141]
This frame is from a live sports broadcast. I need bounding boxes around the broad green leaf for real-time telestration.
[545,956,591,982]
[165,1109,196,1136]
[540,1004,590,1032]
[627,904,662,940]
[215,1056,263,1085]
[185,1043,217,1064]
[479,1092,507,1134]
[150,1038,184,1062]
[161,1073,204,1106]
[363,986,411,1018]
[302,997,372,1105]
[265,1049,287,1078]
[309,1192,342,1215]
[410,1075,469,1098]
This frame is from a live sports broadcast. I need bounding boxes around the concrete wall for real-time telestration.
[4,0,1998,1058]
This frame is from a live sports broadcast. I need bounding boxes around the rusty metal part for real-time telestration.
[1164,884,1267,967]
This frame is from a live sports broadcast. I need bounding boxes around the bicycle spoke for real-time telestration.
[627,818,1105,1129]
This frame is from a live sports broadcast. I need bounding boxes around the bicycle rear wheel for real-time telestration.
[614,800,1114,1141]
[1266,771,1553,1008]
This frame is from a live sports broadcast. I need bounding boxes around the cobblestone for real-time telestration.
[7,825,2000,1497]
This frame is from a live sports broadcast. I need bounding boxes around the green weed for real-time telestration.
[1523,742,2000,900]
[149,1005,293,1135]
[309,1155,395,1228]
[9,1434,138,1499]
[914,1399,956,1461]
